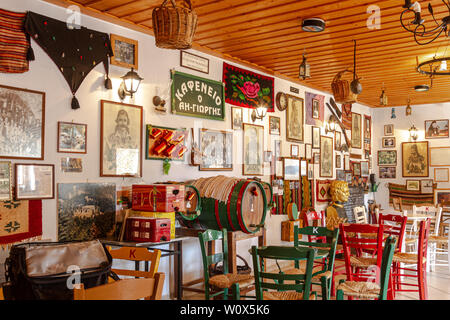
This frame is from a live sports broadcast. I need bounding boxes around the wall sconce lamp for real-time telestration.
[251,99,270,122]
[409,124,418,141]
[118,68,143,100]
[324,115,337,134]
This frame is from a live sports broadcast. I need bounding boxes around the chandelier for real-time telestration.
[400,0,450,45]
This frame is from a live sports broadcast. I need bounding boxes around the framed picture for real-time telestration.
[312,126,320,149]
[305,144,312,160]
[434,168,449,182]
[336,169,345,181]
[110,34,138,69]
[351,112,362,149]
[320,135,333,178]
[384,124,394,136]
[146,125,188,161]
[231,107,243,130]
[180,50,209,74]
[243,123,264,176]
[286,94,304,143]
[283,157,300,180]
[264,151,273,163]
[274,140,281,161]
[100,100,142,177]
[345,172,353,183]
[434,188,450,205]
[60,158,82,173]
[313,152,320,164]
[15,163,54,200]
[57,122,87,154]
[352,162,361,176]
[344,154,350,171]
[199,129,233,171]
[336,153,342,169]
[429,146,450,167]
[421,179,434,194]
[307,163,314,180]
[0,161,12,201]
[312,98,320,119]
[269,116,281,135]
[301,160,307,176]
[382,137,396,148]
[291,144,299,157]
[365,150,370,160]
[425,119,449,139]
[334,131,342,151]
[402,141,429,177]
[378,150,397,166]
[379,166,396,179]
[406,180,421,191]
[361,161,369,176]
[364,115,371,140]
[0,84,45,160]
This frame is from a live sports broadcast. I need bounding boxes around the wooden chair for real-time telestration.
[107,246,162,279]
[198,228,254,300]
[353,206,368,224]
[73,275,165,300]
[392,197,403,211]
[336,236,397,300]
[250,245,317,300]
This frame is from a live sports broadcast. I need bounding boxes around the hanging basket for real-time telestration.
[152,0,198,50]
[331,69,358,104]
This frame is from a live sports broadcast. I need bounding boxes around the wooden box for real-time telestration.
[131,211,175,238]
[125,217,171,242]
[281,219,303,242]
[132,184,185,213]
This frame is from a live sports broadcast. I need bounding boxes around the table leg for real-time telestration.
[174,241,183,300]
[228,231,237,274]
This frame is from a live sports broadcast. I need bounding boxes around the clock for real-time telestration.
[276,92,287,111]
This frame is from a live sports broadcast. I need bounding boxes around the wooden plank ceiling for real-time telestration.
[43,0,450,108]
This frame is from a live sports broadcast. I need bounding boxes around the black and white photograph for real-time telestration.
[58,122,87,153]
[269,116,280,135]
[199,129,233,171]
[0,161,12,201]
[312,126,320,149]
[231,107,243,130]
[61,157,83,173]
[320,135,333,177]
[382,137,396,148]
[110,34,138,69]
[243,123,264,176]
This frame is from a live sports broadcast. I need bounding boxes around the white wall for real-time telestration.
[0,0,373,298]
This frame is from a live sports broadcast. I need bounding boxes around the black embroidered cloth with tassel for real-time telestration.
[24,11,113,109]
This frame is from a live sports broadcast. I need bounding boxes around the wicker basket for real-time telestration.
[152,0,198,49]
[331,69,358,104]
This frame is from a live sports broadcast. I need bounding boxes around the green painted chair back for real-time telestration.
[378,236,397,300]
[251,245,316,300]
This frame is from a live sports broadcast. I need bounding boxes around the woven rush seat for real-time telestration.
[392,252,426,264]
[350,256,377,267]
[429,235,449,243]
[337,281,380,299]
[283,268,333,280]
[208,273,254,289]
[404,237,417,244]
[263,291,316,300]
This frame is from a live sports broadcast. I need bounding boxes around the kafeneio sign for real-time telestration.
[171,70,225,121]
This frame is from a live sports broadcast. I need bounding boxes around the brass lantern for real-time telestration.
[406,98,412,116]
[409,124,418,141]
[379,83,388,106]
[299,49,311,80]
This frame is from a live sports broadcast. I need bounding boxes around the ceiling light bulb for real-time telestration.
[440,60,447,71]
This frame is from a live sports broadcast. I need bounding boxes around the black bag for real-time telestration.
[2,240,117,300]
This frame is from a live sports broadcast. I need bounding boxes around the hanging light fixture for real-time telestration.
[298,49,311,80]
[118,67,143,100]
[409,124,418,141]
[251,98,270,122]
[379,83,388,106]
[406,98,412,116]
[324,115,337,134]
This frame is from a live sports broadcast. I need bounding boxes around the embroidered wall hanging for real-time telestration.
[305,92,324,126]
[316,179,332,202]
[0,8,34,73]
[24,11,113,109]
[301,176,313,209]
[341,103,352,131]
[0,199,42,248]
[223,62,274,112]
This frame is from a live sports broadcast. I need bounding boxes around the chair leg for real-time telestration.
[320,277,328,300]
[205,283,210,300]
[418,264,427,300]
[231,283,240,300]
[336,289,344,300]
[330,272,336,297]
[223,288,229,300]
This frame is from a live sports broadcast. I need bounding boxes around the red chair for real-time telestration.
[390,219,431,300]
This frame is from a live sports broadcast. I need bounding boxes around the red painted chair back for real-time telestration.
[417,218,431,268]
[301,208,326,243]
[378,214,407,252]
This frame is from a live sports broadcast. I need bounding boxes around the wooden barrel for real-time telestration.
[181,176,268,234]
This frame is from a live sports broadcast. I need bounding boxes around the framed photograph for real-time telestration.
[243,123,264,176]
[199,129,233,171]
[312,126,320,149]
[425,119,449,139]
[307,163,314,180]
[320,135,333,178]
[283,157,300,180]
[429,146,450,167]
[15,164,54,200]
[305,143,312,160]
[0,84,45,160]
[406,180,421,191]
[301,160,307,176]
[402,141,429,177]
[379,166,396,179]
[291,144,299,157]
[312,98,320,119]
[334,131,342,151]
[378,150,397,166]
[364,115,371,140]
[0,161,12,201]
[361,161,369,176]
[344,154,350,171]
[231,107,243,130]
[351,112,362,149]
[100,100,142,177]
[110,34,138,69]
[336,169,345,181]
[313,152,320,164]
[421,179,434,194]
[286,94,304,143]
[57,122,87,154]
[434,188,450,205]
[336,153,342,169]
[180,50,209,74]
[384,124,394,136]
[274,140,281,161]
[434,168,449,182]
[60,158,82,173]
[352,162,361,176]
[269,116,281,135]
[382,137,396,148]
[264,151,273,163]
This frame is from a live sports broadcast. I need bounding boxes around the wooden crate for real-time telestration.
[281,219,303,242]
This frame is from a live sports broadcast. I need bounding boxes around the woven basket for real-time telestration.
[331,69,358,104]
[152,0,198,49]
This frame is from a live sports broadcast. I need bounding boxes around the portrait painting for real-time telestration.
[402,141,429,177]
[378,150,397,166]
[110,34,138,69]
[312,126,320,149]
[57,122,87,154]
[379,166,396,179]
[101,100,142,177]
[231,107,243,130]
[351,112,362,149]
[243,123,264,176]
[0,85,45,160]
[425,119,449,139]
[286,94,304,143]
[0,161,12,201]
[269,116,280,135]
[320,135,333,178]
[200,129,233,171]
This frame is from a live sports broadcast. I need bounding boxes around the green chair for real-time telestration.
[250,245,317,300]
[198,228,254,300]
[336,236,397,300]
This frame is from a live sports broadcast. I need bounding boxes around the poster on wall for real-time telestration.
[222,62,274,112]
[171,70,225,121]
[305,92,324,126]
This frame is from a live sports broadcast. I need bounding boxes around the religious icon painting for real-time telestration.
[286,94,304,143]
[402,141,429,177]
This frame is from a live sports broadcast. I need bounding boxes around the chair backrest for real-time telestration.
[300,208,327,242]
[353,206,368,224]
[108,246,162,279]
[378,236,397,300]
[198,228,228,279]
[392,197,403,211]
[250,245,316,300]
[378,213,407,251]
[339,223,384,282]
[417,218,431,266]
[73,275,165,300]
[413,205,442,236]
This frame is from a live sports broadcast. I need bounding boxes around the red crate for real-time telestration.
[125,217,171,243]
[131,184,185,212]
